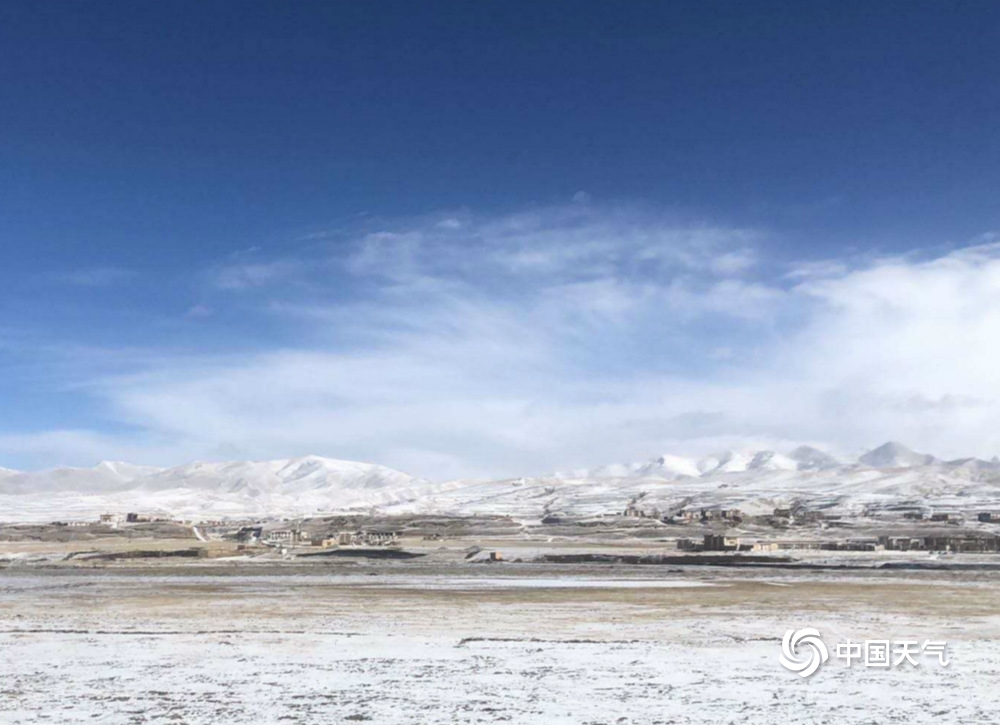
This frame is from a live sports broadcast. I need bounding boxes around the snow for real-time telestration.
[0,456,427,521]
[93,461,164,479]
[711,450,755,473]
[379,445,1000,520]
[3,443,1000,522]
[1,568,997,724]
[859,441,938,468]
[635,453,702,478]
[748,450,799,471]
[789,445,841,470]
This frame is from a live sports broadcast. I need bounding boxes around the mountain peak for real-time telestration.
[635,454,700,478]
[859,442,936,468]
[747,450,798,471]
[94,461,165,481]
[788,446,841,471]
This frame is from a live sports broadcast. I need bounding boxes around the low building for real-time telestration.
[703,534,740,552]
[263,529,295,544]
[879,536,925,551]
[978,512,1000,523]
[328,530,401,548]
[814,539,884,552]
[124,512,169,524]
[843,539,884,552]
[923,535,1000,553]
[703,508,742,522]
[669,508,742,524]
[623,504,646,518]
[930,512,963,523]
[236,526,262,544]
[772,540,824,551]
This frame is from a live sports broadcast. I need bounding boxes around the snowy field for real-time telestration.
[3,565,1000,724]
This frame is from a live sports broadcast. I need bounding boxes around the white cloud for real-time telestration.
[709,248,757,276]
[0,429,189,469]
[7,205,1000,477]
[342,204,760,287]
[784,259,850,280]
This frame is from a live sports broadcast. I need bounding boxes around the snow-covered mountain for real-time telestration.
[788,446,841,471]
[634,454,703,478]
[0,456,427,522]
[747,451,798,472]
[0,462,155,495]
[583,454,702,480]
[3,443,1000,523]
[383,443,1000,521]
[859,442,937,468]
[571,448,827,480]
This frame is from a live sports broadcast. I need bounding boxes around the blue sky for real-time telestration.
[2,2,1000,476]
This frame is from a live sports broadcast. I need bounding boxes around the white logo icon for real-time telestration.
[780,628,829,678]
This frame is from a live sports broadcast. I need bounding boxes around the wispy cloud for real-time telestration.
[185,305,213,319]
[52,266,135,287]
[212,259,305,290]
[341,204,760,288]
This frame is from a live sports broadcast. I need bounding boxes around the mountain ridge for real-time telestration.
[2,444,1000,523]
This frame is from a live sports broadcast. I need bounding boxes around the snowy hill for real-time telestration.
[381,442,1000,521]
[859,442,937,468]
[634,454,702,478]
[747,451,798,471]
[3,443,1000,523]
[0,456,427,522]
[788,446,841,471]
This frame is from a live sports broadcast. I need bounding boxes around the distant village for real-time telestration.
[28,501,1000,557]
[625,503,1000,554]
[44,512,403,553]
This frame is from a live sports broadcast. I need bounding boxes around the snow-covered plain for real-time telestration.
[2,566,998,724]
[3,442,1000,522]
